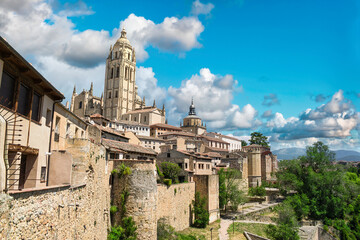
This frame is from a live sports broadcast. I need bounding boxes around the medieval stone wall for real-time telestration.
[193,174,220,223]
[0,139,111,240]
[157,182,195,231]
[111,160,157,240]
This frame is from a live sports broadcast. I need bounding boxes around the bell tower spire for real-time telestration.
[188,97,196,115]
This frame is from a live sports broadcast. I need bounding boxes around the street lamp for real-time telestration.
[210,227,213,240]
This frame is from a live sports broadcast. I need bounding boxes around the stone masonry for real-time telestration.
[112,160,157,240]
[157,182,195,231]
[0,139,111,239]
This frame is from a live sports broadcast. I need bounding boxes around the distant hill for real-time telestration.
[273,148,360,161]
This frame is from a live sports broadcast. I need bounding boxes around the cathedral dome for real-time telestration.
[116,28,131,45]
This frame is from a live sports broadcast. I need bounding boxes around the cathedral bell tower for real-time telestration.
[104,28,142,121]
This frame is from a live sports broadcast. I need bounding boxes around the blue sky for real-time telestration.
[0,0,359,150]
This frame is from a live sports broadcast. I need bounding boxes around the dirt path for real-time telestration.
[219,219,232,240]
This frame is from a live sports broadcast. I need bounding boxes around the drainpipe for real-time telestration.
[46,100,62,186]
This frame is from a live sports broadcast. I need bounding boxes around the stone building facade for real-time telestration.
[0,138,111,240]
[104,28,143,121]
[0,36,64,192]
[70,83,103,119]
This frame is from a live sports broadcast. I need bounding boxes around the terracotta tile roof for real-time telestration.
[95,125,127,138]
[102,138,157,155]
[123,107,159,114]
[150,123,182,131]
[161,131,196,137]
[199,135,228,144]
[176,150,212,160]
[90,113,106,118]
[243,144,269,148]
[203,152,222,158]
[205,146,229,153]
[137,135,165,141]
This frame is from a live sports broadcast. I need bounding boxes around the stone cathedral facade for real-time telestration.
[104,28,143,121]
[70,28,165,124]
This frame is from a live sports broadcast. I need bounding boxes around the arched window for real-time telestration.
[128,53,130,60]
[108,91,111,99]
[115,90,118,98]
[79,101,82,109]
[110,68,114,79]
[116,67,120,78]
[115,51,118,58]
[125,67,128,79]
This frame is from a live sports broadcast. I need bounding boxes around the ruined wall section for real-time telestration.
[0,139,111,240]
[112,160,157,240]
[193,174,220,223]
[157,182,195,231]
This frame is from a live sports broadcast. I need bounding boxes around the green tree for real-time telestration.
[161,162,182,183]
[266,202,299,240]
[275,141,360,238]
[218,168,247,212]
[192,192,209,228]
[240,140,248,147]
[249,132,269,147]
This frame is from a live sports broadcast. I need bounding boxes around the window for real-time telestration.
[115,51,118,58]
[116,67,119,78]
[31,92,41,121]
[40,166,46,183]
[46,109,52,127]
[178,163,183,169]
[17,83,31,116]
[128,53,130,60]
[206,164,210,169]
[134,117,136,121]
[144,116,147,122]
[54,116,60,142]
[167,153,171,158]
[115,90,118,98]
[79,101,82,109]
[75,127,79,138]
[108,91,111,99]
[0,71,16,108]
[153,146,155,150]
[185,163,188,169]
[66,123,70,138]
[110,68,114,78]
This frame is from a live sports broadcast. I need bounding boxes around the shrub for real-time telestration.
[161,162,181,183]
[157,218,177,240]
[192,192,209,228]
[110,205,118,215]
[108,217,137,240]
[248,185,266,197]
[111,163,131,178]
[164,179,172,187]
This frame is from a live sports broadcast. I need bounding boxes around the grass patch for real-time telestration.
[178,219,221,240]
[228,222,269,240]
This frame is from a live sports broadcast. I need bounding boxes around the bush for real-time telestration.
[161,162,182,183]
[164,179,172,187]
[111,163,132,178]
[248,185,266,197]
[108,217,137,240]
[110,205,118,215]
[192,192,209,228]
[157,218,177,240]
[265,202,299,240]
